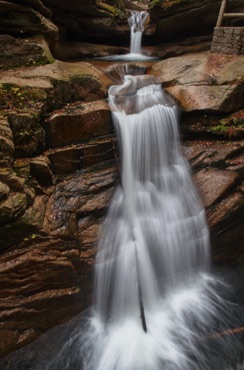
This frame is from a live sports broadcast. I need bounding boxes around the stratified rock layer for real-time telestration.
[0,51,243,358]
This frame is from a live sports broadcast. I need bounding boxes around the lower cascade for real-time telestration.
[81,72,242,370]
[1,70,243,370]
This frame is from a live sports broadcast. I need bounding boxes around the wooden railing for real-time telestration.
[216,0,244,27]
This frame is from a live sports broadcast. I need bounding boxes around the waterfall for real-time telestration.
[128,11,149,54]
[82,72,239,370]
[97,10,157,61]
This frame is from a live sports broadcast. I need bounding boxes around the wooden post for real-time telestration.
[216,0,228,27]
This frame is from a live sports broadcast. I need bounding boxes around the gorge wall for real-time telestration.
[0,0,243,359]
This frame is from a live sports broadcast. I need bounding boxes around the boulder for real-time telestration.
[44,100,112,149]
[46,137,114,175]
[0,60,109,113]
[151,52,244,113]
[0,35,54,70]
[7,110,45,158]
[0,1,59,44]
[0,192,27,225]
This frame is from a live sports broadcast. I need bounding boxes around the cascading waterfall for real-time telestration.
[81,71,241,370]
[128,11,149,54]
[1,69,243,370]
[1,13,243,370]
[97,11,157,61]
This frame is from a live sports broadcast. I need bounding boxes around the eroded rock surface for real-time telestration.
[0,50,243,358]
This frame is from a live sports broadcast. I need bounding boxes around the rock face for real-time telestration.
[2,0,244,65]
[0,52,243,358]
[151,52,244,112]
[0,0,243,359]
[150,0,244,42]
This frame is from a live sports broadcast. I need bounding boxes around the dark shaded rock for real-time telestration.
[0,1,59,44]
[0,237,91,358]
[42,0,128,43]
[0,182,10,201]
[7,110,45,158]
[183,140,243,172]
[43,164,116,238]
[29,156,53,187]
[52,41,129,60]
[44,100,112,149]
[150,0,244,42]
[0,192,27,225]
[0,35,54,70]
[149,36,211,59]
[181,110,244,140]
[0,168,25,193]
[0,115,14,167]
[0,195,47,251]
[46,137,114,175]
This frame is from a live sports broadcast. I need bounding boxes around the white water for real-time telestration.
[1,69,243,370]
[82,75,238,370]
[129,11,148,54]
[98,11,157,61]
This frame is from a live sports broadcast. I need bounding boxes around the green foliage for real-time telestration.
[24,233,37,242]
[208,116,244,138]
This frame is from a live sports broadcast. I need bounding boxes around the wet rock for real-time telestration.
[181,110,244,140]
[194,168,238,208]
[29,156,53,187]
[0,61,108,113]
[0,195,47,251]
[46,137,114,175]
[7,110,45,158]
[183,140,243,172]
[0,192,27,225]
[44,100,113,149]
[0,237,91,358]
[184,139,244,266]
[151,52,244,113]
[43,164,116,238]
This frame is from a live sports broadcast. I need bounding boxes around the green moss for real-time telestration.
[208,116,244,137]
[0,84,46,110]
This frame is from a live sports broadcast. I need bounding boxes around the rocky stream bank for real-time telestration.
[0,0,243,359]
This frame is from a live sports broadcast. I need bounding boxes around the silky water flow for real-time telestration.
[98,11,157,61]
[1,70,243,370]
[79,73,243,370]
[1,12,243,370]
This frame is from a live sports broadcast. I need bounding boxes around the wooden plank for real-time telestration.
[216,0,228,27]
[223,12,244,18]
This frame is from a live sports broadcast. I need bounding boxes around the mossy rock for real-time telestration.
[0,35,54,70]
[208,110,244,139]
